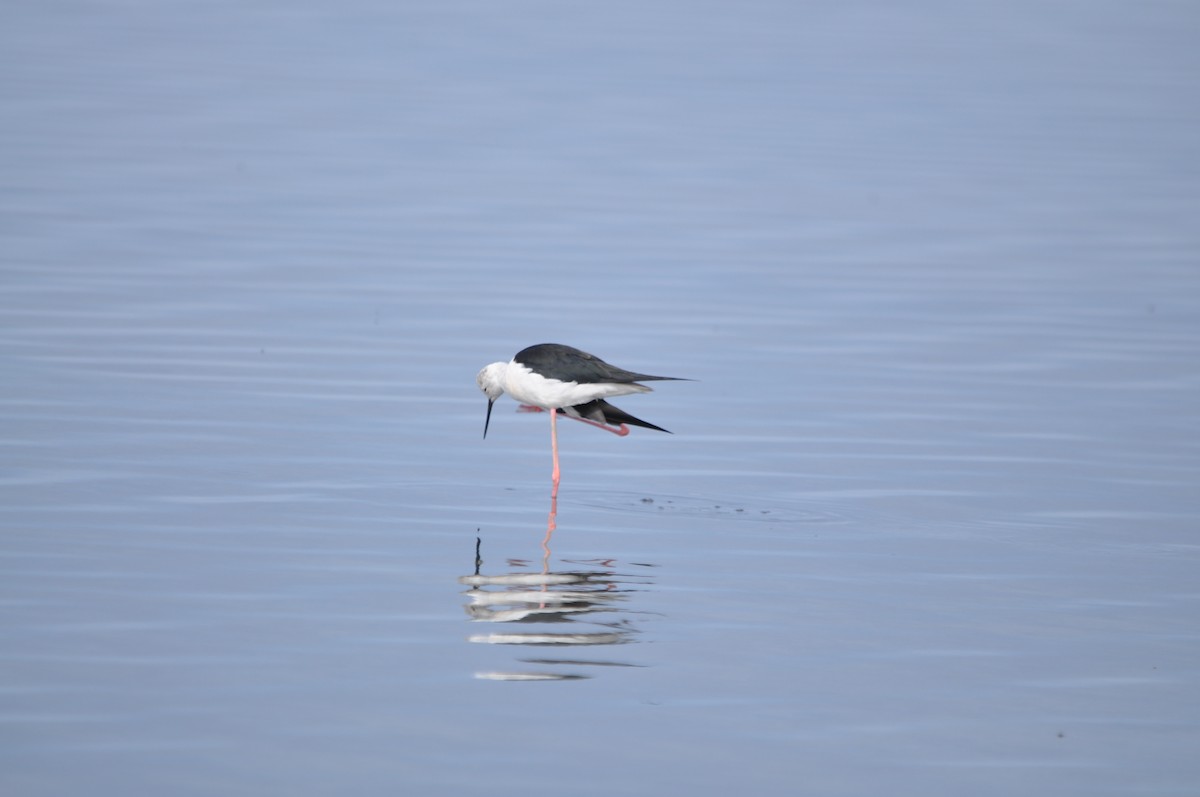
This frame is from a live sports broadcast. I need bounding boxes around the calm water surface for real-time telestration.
[3,2,1198,795]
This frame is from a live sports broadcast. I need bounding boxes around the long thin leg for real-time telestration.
[550,407,560,499]
[566,415,631,437]
[520,404,629,437]
[542,494,556,563]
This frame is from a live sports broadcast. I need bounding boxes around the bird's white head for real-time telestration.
[476,362,508,438]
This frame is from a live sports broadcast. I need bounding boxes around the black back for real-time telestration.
[515,343,682,385]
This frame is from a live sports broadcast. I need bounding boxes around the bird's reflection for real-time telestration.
[460,512,657,681]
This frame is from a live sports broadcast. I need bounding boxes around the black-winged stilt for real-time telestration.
[476,343,685,498]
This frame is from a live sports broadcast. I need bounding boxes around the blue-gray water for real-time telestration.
[3,2,1198,795]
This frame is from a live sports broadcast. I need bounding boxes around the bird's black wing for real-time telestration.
[515,343,684,385]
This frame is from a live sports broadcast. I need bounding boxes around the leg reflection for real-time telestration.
[542,494,557,570]
[459,535,657,681]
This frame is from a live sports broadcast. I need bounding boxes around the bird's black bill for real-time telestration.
[483,399,494,439]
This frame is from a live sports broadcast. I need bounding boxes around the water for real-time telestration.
[3,1,1198,795]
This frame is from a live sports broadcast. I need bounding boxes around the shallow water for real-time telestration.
[3,1,1199,795]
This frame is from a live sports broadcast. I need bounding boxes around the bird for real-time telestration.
[476,343,686,498]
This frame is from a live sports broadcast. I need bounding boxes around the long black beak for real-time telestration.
[483,399,494,439]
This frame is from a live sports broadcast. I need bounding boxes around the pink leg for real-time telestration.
[519,404,630,437]
[550,407,560,499]
[567,415,631,437]
[542,494,557,562]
